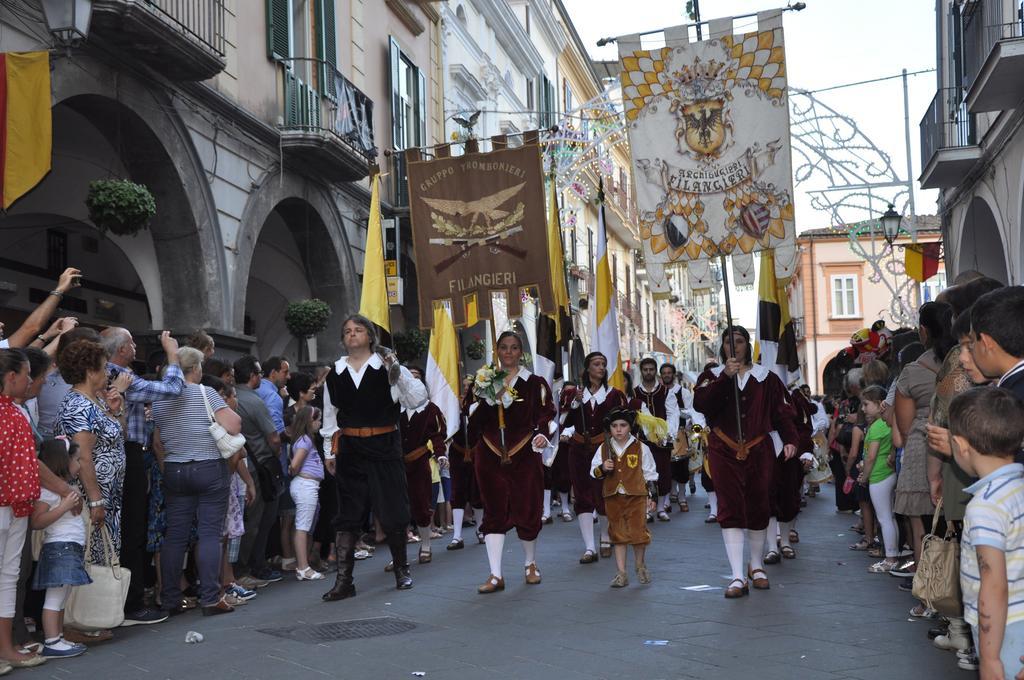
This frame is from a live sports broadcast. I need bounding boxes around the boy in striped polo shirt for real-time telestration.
[949,387,1024,680]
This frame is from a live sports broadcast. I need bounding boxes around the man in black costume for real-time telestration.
[320,315,428,601]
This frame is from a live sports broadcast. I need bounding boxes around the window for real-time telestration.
[389,37,426,150]
[830,275,858,318]
[920,272,947,303]
[536,75,556,128]
[563,79,573,112]
[524,4,530,34]
[526,78,534,110]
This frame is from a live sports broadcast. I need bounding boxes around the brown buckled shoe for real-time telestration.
[579,550,598,564]
[599,541,613,559]
[525,563,542,585]
[477,574,505,594]
[724,578,748,598]
[748,566,770,590]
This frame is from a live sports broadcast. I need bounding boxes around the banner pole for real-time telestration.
[719,253,745,445]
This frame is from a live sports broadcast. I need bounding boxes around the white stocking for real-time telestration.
[779,521,793,549]
[559,492,570,514]
[452,508,465,541]
[600,522,610,545]
[542,490,552,518]
[578,513,596,552]
[522,539,537,566]
[766,517,779,553]
[747,529,768,572]
[659,495,670,511]
[484,533,505,578]
[722,527,746,582]
[708,491,718,517]
[418,525,432,551]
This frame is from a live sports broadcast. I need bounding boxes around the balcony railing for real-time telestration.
[278,58,376,182]
[921,88,976,162]
[963,0,1024,90]
[144,0,225,55]
[91,0,226,80]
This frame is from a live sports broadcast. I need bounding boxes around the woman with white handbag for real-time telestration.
[151,348,242,617]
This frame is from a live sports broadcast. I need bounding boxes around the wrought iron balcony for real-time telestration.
[919,88,980,190]
[278,58,377,183]
[963,0,1024,111]
[90,0,227,81]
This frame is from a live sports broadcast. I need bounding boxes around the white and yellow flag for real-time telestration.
[426,302,461,440]
[592,200,625,391]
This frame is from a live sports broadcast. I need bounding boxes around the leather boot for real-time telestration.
[322,531,357,601]
[386,530,413,590]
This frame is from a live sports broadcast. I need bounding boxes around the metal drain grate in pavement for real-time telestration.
[259,616,417,643]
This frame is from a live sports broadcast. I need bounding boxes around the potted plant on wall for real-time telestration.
[85,179,157,237]
[285,298,332,363]
[394,327,429,363]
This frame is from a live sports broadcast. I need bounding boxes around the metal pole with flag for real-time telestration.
[754,249,802,386]
[358,172,392,346]
[426,302,461,440]
[593,183,625,391]
[535,175,573,388]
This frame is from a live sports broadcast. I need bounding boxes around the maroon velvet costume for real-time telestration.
[468,369,555,541]
[563,385,628,516]
[448,389,481,510]
[631,382,674,497]
[770,388,816,524]
[693,365,797,530]
[400,402,447,527]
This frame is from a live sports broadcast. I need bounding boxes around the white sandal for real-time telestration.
[296,567,325,581]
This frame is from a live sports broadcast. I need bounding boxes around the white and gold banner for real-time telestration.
[618,11,796,293]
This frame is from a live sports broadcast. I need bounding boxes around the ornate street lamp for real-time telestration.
[40,0,92,51]
[879,203,902,247]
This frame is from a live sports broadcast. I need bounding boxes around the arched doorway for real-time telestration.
[958,197,1009,283]
[237,178,358,361]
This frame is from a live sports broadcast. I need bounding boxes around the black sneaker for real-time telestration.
[897,581,914,593]
[252,568,284,583]
[122,607,170,626]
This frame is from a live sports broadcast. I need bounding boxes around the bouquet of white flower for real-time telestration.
[473,365,517,408]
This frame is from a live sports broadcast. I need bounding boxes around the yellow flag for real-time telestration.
[547,179,571,341]
[2,52,51,209]
[359,173,390,333]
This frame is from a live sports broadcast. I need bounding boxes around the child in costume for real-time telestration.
[590,407,658,587]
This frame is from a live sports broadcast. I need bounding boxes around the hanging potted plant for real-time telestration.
[394,327,429,362]
[285,298,332,363]
[85,179,157,237]
[465,334,486,361]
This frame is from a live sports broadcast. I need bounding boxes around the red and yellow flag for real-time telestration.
[905,242,942,283]
[0,51,51,209]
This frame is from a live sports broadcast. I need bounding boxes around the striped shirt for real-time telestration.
[151,383,228,464]
[961,463,1024,627]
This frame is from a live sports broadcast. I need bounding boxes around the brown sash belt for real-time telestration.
[483,433,533,460]
[403,444,430,463]
[571,432,606,446]
[341,425,397,438]
[450,442,472,463]
[711,427,766,462]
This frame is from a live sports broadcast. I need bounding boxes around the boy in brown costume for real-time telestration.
[590,408,658,587]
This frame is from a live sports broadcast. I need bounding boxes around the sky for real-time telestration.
[561,0,940,326]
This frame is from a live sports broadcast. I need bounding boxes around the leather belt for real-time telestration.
[403,444,430,463]
[483,433,533,460]
[341,425,397,438]
[711,427,765,462]
[450,442,473,463]
[571,432,606,446]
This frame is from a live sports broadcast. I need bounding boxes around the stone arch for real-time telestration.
[235,169,359,359]
[47,55,226,329]
[956,195,1009,283]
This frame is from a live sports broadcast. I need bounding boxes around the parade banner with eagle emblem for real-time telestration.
[407,141,554,328]
[617,11,796,294]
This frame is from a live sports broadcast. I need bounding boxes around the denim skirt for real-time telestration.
[33,542,92,589]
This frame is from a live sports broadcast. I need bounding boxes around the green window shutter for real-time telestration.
[536,78,544,127]
[266,0,290,60]
[389,36,402,148]
[417,68,427,147]
[315,0,337,95]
